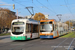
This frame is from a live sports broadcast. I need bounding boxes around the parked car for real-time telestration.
[8,29,11,33]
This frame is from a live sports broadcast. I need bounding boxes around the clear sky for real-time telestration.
[0,0,75,22]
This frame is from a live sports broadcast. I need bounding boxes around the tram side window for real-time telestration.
[55,24,58,30]
[26,24,31,33]
[53,24,54,31]
[49,22,52,24]
[33,25,38,33]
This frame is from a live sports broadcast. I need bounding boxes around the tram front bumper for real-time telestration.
[10,36,26,40]
[40,35,53,38]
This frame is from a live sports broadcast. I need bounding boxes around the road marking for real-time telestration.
[53,38,68,50]
[67,38,75,50]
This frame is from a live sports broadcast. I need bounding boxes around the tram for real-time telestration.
[11,19,40,40]
[40,19,68,38]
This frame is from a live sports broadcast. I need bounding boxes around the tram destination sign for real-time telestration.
[41,22,52,24]
[12,22,24,25]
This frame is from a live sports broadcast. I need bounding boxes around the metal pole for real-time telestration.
[17,9,18,19]
[56,14,62,22]
[59,17,61,21]
[69,20,70,31]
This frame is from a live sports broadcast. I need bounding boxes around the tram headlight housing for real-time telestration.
[23,34,25,36]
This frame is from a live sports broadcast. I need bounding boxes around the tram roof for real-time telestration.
[40,19,57,22]
[12,19,40,24]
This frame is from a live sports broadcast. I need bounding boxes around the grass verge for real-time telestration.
[60,31,75,38]
[0,33,10,36]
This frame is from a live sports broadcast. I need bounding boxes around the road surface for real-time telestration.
[0,35,75,50]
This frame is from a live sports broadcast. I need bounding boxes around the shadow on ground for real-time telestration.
[12,38,40,42]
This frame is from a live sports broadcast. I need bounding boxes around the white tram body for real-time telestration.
[57,22,68,36]
[11,19,40,40]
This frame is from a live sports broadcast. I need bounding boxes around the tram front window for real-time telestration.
[40,24,52,32]
[12,27,24,35]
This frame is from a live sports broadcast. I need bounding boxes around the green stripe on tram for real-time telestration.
[27,38,31,39]
[10,36,30,40]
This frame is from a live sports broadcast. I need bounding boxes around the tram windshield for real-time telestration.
[12,27,24,32]
[40,24,52,32]
[12,26,24,35]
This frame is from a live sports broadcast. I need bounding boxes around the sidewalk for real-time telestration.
[0,35,10,40]
[0,35,12,43]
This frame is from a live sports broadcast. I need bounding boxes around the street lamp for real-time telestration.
[16,9,21,19]
[0,4,15,9]
[60,5,71,31]
[13,4,15,9]
[56,14,62,22]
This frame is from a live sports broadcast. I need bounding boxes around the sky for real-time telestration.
[0,0,75,22]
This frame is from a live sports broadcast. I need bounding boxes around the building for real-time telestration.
[24,15,34,19]
[24,15,49,19]
[70,20,75,28]
[45,15,49,19]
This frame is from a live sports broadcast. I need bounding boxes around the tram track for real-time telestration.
[53,32,75,50]
[67,38,75,50]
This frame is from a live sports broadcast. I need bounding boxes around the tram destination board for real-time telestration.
[12,22,24,25]
[40,22,52,24]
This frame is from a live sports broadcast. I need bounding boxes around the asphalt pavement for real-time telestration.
[0,35,75,50]
[0,35,10,40]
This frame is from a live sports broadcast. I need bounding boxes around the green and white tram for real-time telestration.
[11,19,40,40]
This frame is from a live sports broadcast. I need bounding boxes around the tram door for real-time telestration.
[26,24,32,39]
[53,23,58,37]
[32,24,39,38]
